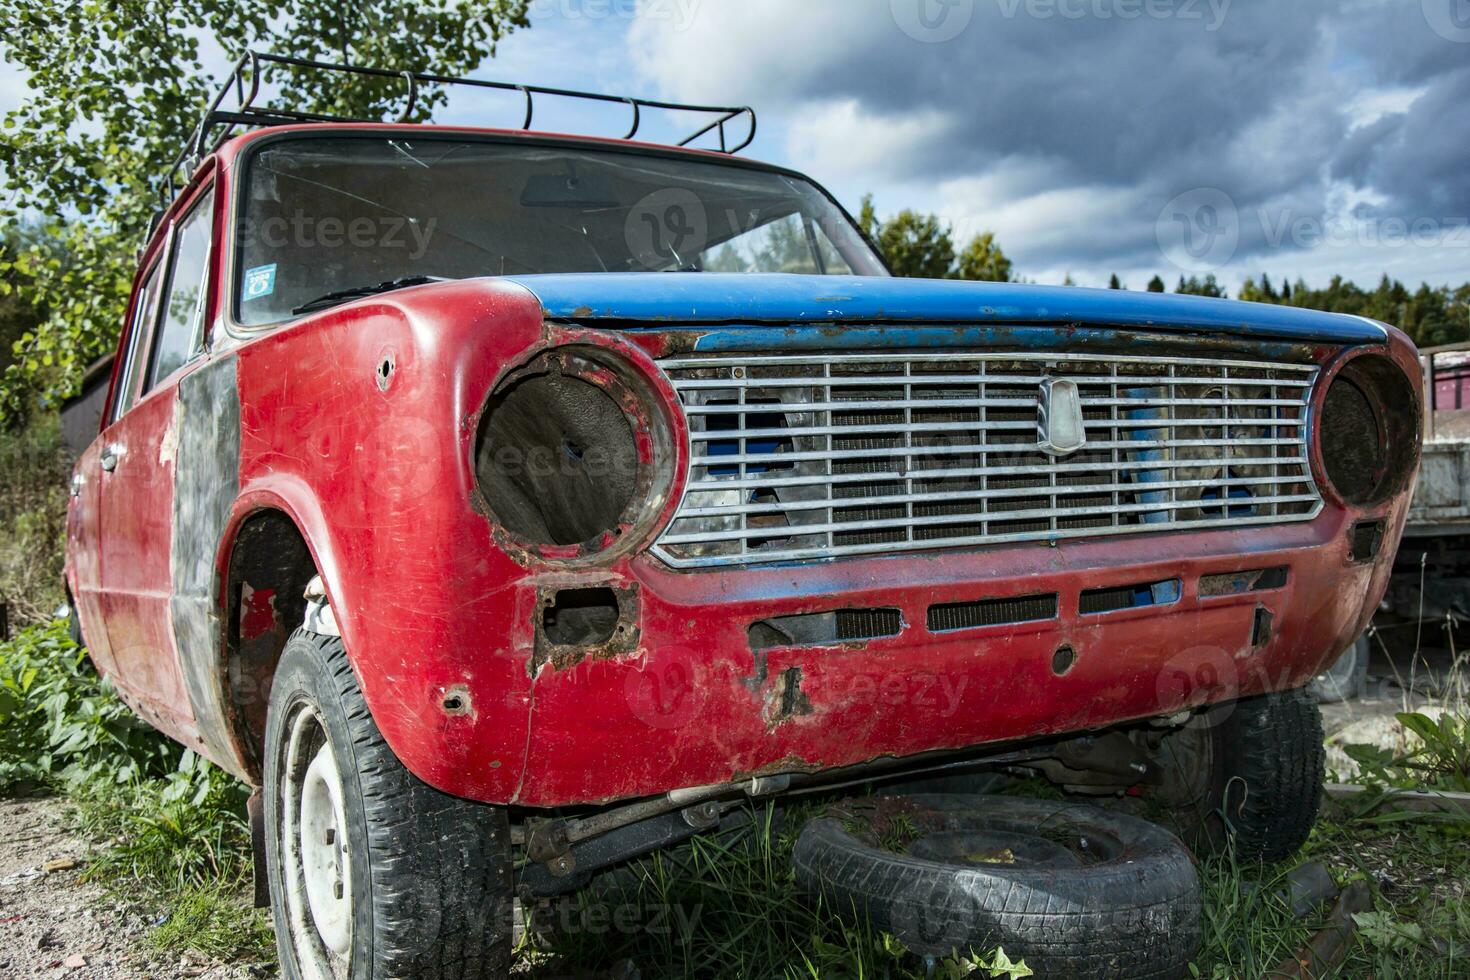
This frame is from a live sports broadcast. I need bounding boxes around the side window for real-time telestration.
[111,260,166,422]
[145,188,215,393]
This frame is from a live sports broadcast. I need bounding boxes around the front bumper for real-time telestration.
[506,500,1398,806]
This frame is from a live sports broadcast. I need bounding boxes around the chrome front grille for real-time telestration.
[653,352,1322,568]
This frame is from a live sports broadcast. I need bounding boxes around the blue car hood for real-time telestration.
[501,273,1384,345]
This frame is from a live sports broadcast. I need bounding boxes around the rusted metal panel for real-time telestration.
[94,386,199,741]
[168,354,247,777]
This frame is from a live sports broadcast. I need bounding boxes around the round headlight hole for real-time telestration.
[475,346,673,560]
[1319,354,1417,507]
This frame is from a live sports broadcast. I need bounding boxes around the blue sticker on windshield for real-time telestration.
[243,263,277,301]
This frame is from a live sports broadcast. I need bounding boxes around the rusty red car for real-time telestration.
[65,53,1422,979]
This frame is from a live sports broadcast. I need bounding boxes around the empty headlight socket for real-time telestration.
[1349,519,1385,564]
[473,342,678,565]
[532,583,641,672]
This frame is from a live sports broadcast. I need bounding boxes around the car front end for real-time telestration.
[217,126,1421,810]
[457,275,1421,806]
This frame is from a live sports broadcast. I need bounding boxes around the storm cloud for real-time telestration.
[627,0,1470,287]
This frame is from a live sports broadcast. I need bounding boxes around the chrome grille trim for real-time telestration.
[653,351,1322,568]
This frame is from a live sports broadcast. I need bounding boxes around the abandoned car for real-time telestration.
[64,53,1422,978]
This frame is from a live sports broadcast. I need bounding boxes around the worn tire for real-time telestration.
[794,795,1200,979]
[264,628,513,980]
[1150,688,1325,862]
[1309,633,1370,703]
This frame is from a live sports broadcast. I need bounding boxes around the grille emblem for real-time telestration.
[1037,378,1087,456]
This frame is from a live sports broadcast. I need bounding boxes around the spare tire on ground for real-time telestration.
[793,794,1200,979]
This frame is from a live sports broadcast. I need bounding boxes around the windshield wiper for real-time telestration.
[291,275,453,315]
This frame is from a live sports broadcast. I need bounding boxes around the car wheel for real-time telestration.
[1146,687,1324,862]
[264,628,513,979]
[794,794,1200,979]
[1308,633,1370,703]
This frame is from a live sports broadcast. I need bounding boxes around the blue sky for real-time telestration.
[4,0,1468,293]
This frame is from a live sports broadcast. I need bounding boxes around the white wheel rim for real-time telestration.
[281,702,353,978]
[301,739,352,955]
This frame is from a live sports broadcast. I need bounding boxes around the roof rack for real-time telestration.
[158,49,757,209]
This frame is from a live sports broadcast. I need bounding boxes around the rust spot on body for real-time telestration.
[761,667,813,729]
[733,755,822,781]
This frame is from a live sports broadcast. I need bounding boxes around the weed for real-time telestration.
[524,802,1028,978]
[0,620,269,965]
[78,751,253,891]
[0,619,173,792]
[146,884,275,962]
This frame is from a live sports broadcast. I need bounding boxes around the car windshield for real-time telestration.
[234,135,886,325]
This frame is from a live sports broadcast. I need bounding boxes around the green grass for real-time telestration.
[0,620,272,964]
[521,803,1030,979]
[69,771,273,965]
[145,884,275,963]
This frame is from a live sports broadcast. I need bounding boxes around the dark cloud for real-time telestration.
[633,0,1470,281]
[1331,66,1470,218]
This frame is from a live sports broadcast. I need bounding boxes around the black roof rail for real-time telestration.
[158,50,758,210]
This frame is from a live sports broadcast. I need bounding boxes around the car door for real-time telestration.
[67,267,163,680]
[95,185,215,734]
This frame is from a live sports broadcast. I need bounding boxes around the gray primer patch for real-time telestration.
[169,355,245,778]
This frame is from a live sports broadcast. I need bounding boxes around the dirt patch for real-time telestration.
[0,796,270,979]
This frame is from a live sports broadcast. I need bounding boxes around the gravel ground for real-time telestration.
[0,796,269,980]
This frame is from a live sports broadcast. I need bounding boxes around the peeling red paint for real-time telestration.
[240,585,277,642]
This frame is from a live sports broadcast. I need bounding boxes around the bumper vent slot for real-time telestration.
[927,594,1059,632]
[748,608,903,650]
[1080,579,1182,615]
[654,351,1321,567]
[1199,566,1290,598]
